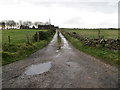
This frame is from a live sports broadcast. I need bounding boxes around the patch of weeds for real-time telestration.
[2,33,54,65]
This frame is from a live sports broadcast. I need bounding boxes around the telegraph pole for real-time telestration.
[49,19,51,30]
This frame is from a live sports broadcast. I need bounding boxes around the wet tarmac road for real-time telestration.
[2,30,118,88]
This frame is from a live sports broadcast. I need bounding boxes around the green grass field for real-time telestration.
[2,29,47,44]
[62,29,118,39]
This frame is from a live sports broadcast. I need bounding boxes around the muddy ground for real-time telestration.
[2,30,118,88]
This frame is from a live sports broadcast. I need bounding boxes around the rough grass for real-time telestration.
[62,32,119,66]
[2,29,54,65]
[57,32,61,49]
[62,29,118,39]
[2,29,48,44]
[2,40,51,65]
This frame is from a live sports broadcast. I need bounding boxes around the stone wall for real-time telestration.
[64,31,120,52]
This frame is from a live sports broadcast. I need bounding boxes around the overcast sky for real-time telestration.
[0,0,119,28]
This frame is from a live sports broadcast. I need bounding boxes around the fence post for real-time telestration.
[37,32,39,42]
[8,36,10,44]
[26,32,29,43]
[98,30,101,38]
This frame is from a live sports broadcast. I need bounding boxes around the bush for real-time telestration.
[32,31,54,42]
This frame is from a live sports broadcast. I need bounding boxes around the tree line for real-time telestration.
[0,20,51,30]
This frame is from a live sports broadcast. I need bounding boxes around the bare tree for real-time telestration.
[7,20,16,29]
[0,21,6,30]
[6,21,10,29]
[18,20,23,25]
[23,21,32,26]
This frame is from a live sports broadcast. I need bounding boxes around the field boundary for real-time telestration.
[61,31,119,66]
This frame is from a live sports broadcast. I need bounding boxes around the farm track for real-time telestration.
[2,30,118,88]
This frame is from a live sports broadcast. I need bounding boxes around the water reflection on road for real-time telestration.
[24,62,52,75]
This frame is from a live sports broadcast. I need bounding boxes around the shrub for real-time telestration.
[32,31,54,42]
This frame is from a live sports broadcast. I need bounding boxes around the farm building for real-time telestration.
[38,25,56,29]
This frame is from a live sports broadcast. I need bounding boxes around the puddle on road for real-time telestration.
[59,32,71,49]
[24,62,52,75]
[49,30,58,45]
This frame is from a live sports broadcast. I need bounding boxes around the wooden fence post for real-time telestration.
[26,32,29,43]
[98,30,101,38]
[37,32,39,42]
[8,36,10,44]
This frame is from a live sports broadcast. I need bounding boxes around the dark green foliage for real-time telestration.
[32,30,54,41]
[3,44,19,52]
[57,32,61,49]
[2,40,52,65]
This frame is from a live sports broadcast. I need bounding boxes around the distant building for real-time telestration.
[55,26,59,29]
[38,25,55,29]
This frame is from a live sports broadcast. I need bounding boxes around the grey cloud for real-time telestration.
[1,0,118,14]
[26,0,118,13]
[0,0,21,5]
[59,2,117,13]
[63,17,83,25]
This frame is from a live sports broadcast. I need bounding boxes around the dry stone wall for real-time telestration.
[64,31,119,52]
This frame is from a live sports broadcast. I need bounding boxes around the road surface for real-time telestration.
[2,30,118,88]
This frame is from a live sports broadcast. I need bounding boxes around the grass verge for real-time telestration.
[2,33,54,65]
[57,31,61,49]
[62,32,119,66]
